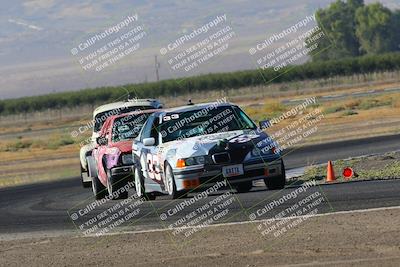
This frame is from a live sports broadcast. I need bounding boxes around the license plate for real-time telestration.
[222,164,244,178]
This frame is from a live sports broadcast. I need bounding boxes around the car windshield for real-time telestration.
[112,113,150,142]
[160,105,256,143]
[94,106,153,132]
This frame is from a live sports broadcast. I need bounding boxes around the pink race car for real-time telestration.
[90,109,157,199]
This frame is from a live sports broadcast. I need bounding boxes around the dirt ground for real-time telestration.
[1,208,400,267]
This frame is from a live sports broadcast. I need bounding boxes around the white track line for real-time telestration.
[84,205,400,238]
[278,256,400,267]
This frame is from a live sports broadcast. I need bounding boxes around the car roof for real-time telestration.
[160,101,235,114]
[103,109,159,126]
[93,99,163,117]
[99,109,159,135]
[109,109,160,120]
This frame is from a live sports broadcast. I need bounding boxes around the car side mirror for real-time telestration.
[96,136,108,146]
[259,119,271,129]
[143,137,155,146]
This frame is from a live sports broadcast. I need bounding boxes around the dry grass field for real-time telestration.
[1,71,400,188]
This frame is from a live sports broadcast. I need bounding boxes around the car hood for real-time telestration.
[162,129,271,159]
[109,140,133,153]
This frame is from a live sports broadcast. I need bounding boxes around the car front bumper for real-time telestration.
[110,165,135,179]
[173,159,283,191]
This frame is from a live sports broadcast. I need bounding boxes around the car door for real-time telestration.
[132,115,154,160]
[136,115,163,183]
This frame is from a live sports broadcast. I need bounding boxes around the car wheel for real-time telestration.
[92,175,107,200]
[134,167,155,201]
[107,170,128,200]
[165,163,184,199]
[264,162,286,190]
[234,181,253,193]
[80,164,91,188]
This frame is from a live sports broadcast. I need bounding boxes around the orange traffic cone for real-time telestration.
[326,161,336,182]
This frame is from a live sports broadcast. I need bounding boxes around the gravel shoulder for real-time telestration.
[1,207,400,267]
[299,151,400,183]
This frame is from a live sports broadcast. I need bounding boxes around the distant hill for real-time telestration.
[0,0,398,99]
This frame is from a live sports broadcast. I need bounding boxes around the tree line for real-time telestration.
[308,0,400,60]
[1,52,400,115]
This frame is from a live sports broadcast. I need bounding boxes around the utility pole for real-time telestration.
[154,55,160,81]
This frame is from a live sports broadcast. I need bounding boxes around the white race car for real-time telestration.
[132,101,285,200]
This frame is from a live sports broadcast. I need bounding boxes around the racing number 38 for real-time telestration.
[146,153,162,181]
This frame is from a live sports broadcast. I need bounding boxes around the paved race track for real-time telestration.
[1,134,399,236]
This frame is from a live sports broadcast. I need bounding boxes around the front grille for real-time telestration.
[229,149,248,163]
[121,153,133,166]
[212,152,230,164]
[227,142,252,163]
[199,168,265,184]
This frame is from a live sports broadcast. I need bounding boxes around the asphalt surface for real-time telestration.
[1,134,400,236]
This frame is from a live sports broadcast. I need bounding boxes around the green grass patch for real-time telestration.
[244,101,288,122]
[1,135,77,152]
[358,98,392,110]
[324,106,345,114]
[5,140,33,152]
[342,110,358,116]
[323,95,395,116]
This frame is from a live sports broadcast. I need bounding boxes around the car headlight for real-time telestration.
[121,154,133,165]
[185,157,195,165]
[176,156,206,168]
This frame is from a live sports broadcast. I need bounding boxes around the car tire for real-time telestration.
[107,170,128,200]
[80,164,91,188]
[234,181,253,193]
[165,163,185,199]
[264,162,286,190]
[134,166,155,201]
[92,175,107,200]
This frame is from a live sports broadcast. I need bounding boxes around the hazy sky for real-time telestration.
[0,0,399,99]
